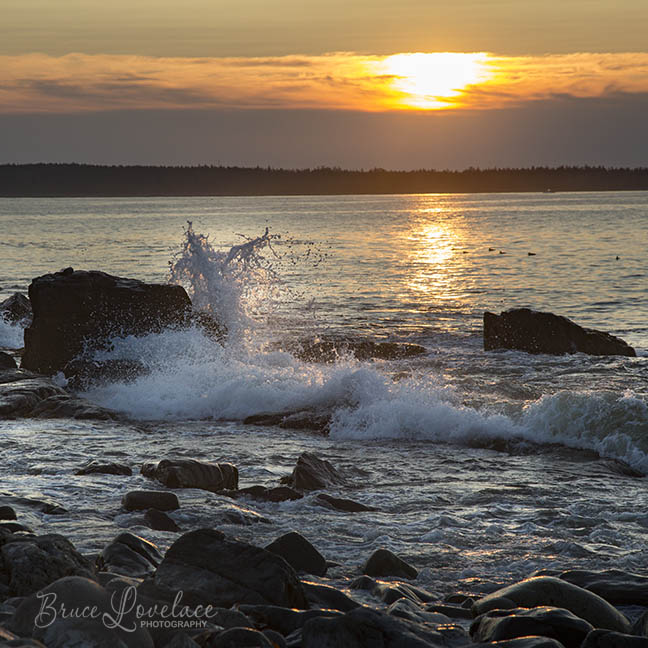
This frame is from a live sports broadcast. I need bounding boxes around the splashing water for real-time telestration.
[167,222,284,337]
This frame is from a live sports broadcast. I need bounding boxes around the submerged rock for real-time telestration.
[315,492,376,512]
[141,459,238,492]
[154,528,308,609]
[280,452,345,491]
[75,460,132,476]
[472,576,631,633]
[21,268,193,375]
[224,485,303,503]
[244,410,330,434]
[144,508,180,532]
[287,336,427,363]
[0,293,31,325]
[483,308,636,356]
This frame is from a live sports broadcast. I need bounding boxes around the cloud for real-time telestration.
[1,51,648,114]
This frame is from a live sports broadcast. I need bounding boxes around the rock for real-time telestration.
[363,548,418,580]
[300,606,469,648]
[581,629,648,647]
[287,336,427,363]
[632,609,648,637]
[239,605,343,637]
[144,508,180,532]
[0,293,31,324]
[21,268,193,375]
[0,353,16,370]
[97,532,163,578]
[280,452,345,491]
[472,639,568,647]
[244,410,330,435]
[122,490,180,512]
[226,485,303,503]
[201,627,274,648]
[470,606,593,647]
[9,576,153,647]
[29,393,119,420]
[0,534,95,597]
[0,522,32,534]
[0,507,17,521]
[0,494,66,516]
[426,603,473,620]
[472,576,631,633]
[349,575,436,606]
[0,370,66,418]
[163,634,201,648]
[483,308,636,356]
[387,598,452,625]
[558,569,648,606]
[154,529,307,609]
[0,625,45,646]
[141,459,238,492]
[75,460,132,476]
[265,532,327,577]
[314,492,376,512]
[301,581,360,612]
[63,358,148,390]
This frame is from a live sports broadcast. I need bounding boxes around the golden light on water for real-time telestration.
[378,52,493,109]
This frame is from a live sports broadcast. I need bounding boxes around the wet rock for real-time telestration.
[227,485,303,503]
[581,629,648,647]
[472,576,631,633]
[472,639,568,647]
[239,605,343,637]
[63,358,148,390]
[122,490,180,512]
[201,627,274,648]
[29,393,119,420]
[154,529,308,609]
[265,532,327,577]
[426,603,473,620]
[288,336,427,363]
[483,308,636,356]
[300,606,469,648]
[0,522,32,535]
[97,532,163,578]
[141,459,238,492]
[144,508,180,532]
[0,534,95,597]
[0,370,66,418]
[301,581,360,612]
[632,609,648,637]
[0,293,31,325]
[0,625,45,646]
[349,575,436,606]
[280,452,345,491]
[21,268,194,375]
[387,598,452,625]
[0,507,16,521]
[363,548,418,580]
[163,634,201,648]
[0,353,16,370]
[470,606,593,647]
[314,492,376,512]
[75,460,132,476]
[9,576,153,647]
[244,410,331,434]
[0,495,66,516]
[558,569,648,606]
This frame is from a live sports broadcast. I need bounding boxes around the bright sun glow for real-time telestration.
[379,52,492,109]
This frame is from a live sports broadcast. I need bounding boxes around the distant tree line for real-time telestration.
[1,163,648,197]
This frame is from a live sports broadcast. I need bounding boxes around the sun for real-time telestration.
[379,52,492,109]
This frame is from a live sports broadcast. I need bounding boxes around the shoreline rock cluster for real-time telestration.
[0,451,647,646]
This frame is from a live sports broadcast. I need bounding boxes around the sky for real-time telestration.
[2,0,648,169]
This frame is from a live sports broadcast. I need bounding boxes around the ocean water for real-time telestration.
[0,192,647,598]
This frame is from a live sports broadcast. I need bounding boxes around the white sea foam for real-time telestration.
[0,316,24,349]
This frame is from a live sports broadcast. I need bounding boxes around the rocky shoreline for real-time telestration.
[0,451,646,647]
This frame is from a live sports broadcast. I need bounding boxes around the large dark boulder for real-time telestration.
[472,576,631,633]
[483,308,635,356]
[154,529,308,609]
[265,532,327,577]
[363,548,418,580]
[0,534,95,597]
[141,459,238,492]
[0,293,31,324]
[21,268,192,375]
[558,569,648,606]
[280,452,345,491]
[96,532,163,578]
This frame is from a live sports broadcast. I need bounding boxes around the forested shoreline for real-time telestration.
[1,163,648,196]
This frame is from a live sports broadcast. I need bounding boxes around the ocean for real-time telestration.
[0,191,647,600]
